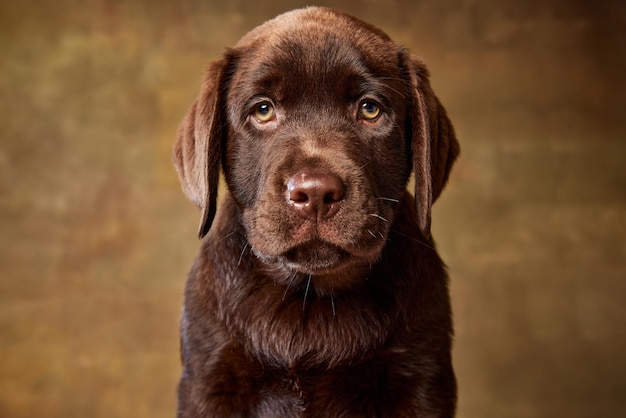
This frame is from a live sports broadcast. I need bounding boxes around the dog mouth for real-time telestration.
[249,219,392,277]
[280,239,353,274]
[253,238,382,293]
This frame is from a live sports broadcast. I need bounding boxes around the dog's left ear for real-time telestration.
[172,56,231,239]
[401,51,460,239]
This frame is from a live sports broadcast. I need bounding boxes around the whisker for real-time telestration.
[390,228,436,251]
[237,243,248,266]
[367,229,377,238]
[302,274,312,311]
[380,84,407,98]
[375,76,413,86]
[331,293,336,317]
[208,231,236,248]
[376,197,399,203]
[413,238,435,251]
[282,272,298,301]
[369,213,389,222]
[372,77,412,98]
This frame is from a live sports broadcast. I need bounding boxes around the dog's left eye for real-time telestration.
[358,101,381,121]
[253,102,276,123]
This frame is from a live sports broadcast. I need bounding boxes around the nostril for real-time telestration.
[290,190,309,203]
[287,171,345,220]
[324,189,343,204]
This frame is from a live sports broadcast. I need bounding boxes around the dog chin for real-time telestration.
[281,240,352,274]
[254,239,380,291]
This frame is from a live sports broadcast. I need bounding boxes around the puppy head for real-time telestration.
[173,7,459,275]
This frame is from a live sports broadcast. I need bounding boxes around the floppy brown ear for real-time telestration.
[172,57,230,238]
[403,51,460,238]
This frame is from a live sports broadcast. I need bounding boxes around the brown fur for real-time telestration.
[172,7,459,417]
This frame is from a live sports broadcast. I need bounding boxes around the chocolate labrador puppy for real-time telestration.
[172,7,459,418]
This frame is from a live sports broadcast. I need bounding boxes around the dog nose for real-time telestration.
[287,171,345,220]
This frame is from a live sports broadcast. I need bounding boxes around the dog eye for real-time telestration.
[253,102,276,123]
[358,101,381,121]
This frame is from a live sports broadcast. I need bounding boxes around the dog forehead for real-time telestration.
[234,8,397,71]
[228,8,401,100]
[235,7,392,50]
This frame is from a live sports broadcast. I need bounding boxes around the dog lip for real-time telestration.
[279,239,353,274]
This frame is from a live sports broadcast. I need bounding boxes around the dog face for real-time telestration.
[173,8,459,286]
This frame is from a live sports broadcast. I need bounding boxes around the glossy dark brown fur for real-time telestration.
[172,7,459,417]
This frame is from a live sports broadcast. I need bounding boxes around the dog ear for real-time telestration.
[172,56,230,238]
[402,51,460,239]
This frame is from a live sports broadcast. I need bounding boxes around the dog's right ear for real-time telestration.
[172,56,231,238]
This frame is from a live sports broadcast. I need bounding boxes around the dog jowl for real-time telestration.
[172,7,459,418]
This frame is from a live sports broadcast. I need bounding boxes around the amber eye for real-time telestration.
[359,101,381,121]
[253,102,276,123]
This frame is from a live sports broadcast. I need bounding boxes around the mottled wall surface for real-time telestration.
[1,0,624,417]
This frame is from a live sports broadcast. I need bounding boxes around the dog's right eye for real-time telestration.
[253,102,276,123]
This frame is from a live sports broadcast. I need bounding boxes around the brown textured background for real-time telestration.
[1,0,625,417]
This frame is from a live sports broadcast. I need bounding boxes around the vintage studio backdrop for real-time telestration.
[0,0,624,417]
